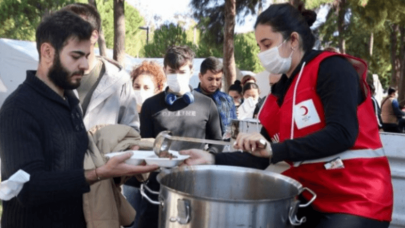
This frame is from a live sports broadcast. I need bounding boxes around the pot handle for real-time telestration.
[288,187,317,226]
[298,187,317,208]
[140,184,160,205]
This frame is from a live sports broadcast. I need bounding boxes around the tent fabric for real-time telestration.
[0,38,205,108]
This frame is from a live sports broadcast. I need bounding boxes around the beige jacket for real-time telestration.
[83,124,154,228]
[381,97,397,124]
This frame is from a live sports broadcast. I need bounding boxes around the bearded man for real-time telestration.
[0,10,157,228]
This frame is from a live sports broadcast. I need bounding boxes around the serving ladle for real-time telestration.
[153,130,233,158]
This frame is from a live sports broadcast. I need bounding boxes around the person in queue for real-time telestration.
[131,60,166,113]
[123,60,166,228]
[381,87,405,133]
[367,79,383,131]
[63,3,139,131]
[242,82,260,104]
[136,46,222,228]
[180,3,393,228]
[241,73,257,86]
[228,80,243,107]
[238,82,260,119]
[195,56,237,136]
[0,10,158,228]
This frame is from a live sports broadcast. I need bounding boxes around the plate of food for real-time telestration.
[104,150,154,166]
[144,151,190,168]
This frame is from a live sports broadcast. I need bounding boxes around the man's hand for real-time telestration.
[86,152,158,184]
[234,133,273,158]
[128,145,140,150]
[180,149,215,166]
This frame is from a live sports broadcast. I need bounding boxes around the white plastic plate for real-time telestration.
[144,151,190,168]
[104,150,154,166]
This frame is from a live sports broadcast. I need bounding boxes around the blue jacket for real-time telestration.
[195,84,237,135]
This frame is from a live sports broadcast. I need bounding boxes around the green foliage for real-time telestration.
[314,0,405,88]
[0,0,77,40]
[193,17,223,58]
[305,0,334,10]
[234,32,264,72]
[96,0,145,57]
[143,23,197,58]
[0,0,146,57]
[190,0,267,46]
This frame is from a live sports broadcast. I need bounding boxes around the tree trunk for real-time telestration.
[223,0,237,92]
[397,26,405,106]
[88,0,107,57]
[337,0,346,54]
[390,24,400,87]
[113,0,125,66]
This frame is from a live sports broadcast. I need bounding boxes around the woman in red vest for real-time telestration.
[181,3,393,228]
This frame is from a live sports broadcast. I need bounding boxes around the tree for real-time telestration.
[96,0,145,57]
[194,17,223,58]
[234,32,264,72]
[308,0,405,102]
[190,0,267,91]
[0,0,76,40]
[113,0,125,65]
[223,0,237,91]
[143,23,196,58]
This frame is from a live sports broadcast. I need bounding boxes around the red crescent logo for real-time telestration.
[300,106,309,116]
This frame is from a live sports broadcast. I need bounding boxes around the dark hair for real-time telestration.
[242,82,260,95]
[63,3,101,32]
[36,10,93,59]
[164,46,195,70]
[229,80,242,94]
[200,56,223,75]
[388,87,396,96]
[254,3,316,52]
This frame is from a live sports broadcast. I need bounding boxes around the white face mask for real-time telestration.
[257,41,293,74]
[134,89,154,106]
[167,74,190,93]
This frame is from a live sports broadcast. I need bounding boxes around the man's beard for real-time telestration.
[48,53,84,90]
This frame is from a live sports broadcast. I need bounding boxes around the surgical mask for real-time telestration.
[167,74,190,93]
[257,41,293,74]
[134,89,154,106]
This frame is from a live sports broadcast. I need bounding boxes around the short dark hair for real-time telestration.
[255,3,316,52]
[242,82,260,95]
[36,10,93,58]
[200,56,223,75]
[63,3,101,32]
[164,46,195,70]
[229,80,242,94]
[388,87,396,96]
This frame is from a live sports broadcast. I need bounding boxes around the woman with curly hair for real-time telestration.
[131,60,166,113]
[126,61,166,228]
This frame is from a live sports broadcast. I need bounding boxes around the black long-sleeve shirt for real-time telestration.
[215,50,364,167]
[0,71,90,228]
[140,90,223,153]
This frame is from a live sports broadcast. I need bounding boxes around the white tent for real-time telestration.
[0,38,205,108]
[254,70,271,98]
[0,39,39,107]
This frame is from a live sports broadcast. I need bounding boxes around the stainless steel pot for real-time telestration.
[141,165,316,228]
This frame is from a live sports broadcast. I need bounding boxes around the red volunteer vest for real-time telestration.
[259,52,393,221]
